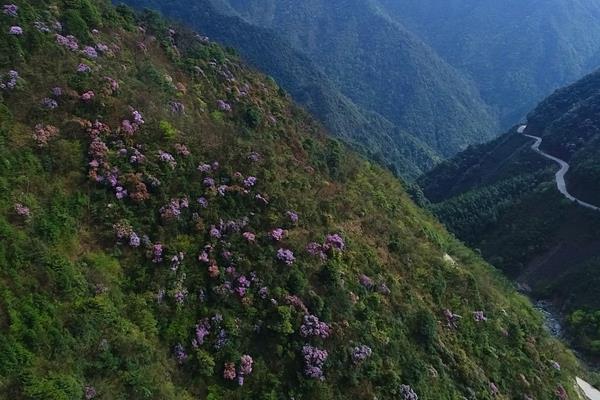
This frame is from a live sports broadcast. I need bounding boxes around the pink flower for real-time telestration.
[243,232,256,242]
[223,362,236,380]
[270,228,286,241]
[14,203,30,217]
[80,91,95,102]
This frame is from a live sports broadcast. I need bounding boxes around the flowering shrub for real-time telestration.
[169,101,185,114]
[2,4,18,17]
[33,124,59,146]
[33,21,51,33]
[302,345,328,379]
[443,309,461,329]
[8,26,23,35]
[359,274,374,289]
[14,203,30,217]
[174,143,190,156]
[217,100,232,112]
[152,243,164,263]
[399,384,419,400]
[82,46,98,59]
[286,211,299,224]
[0,70,19,90]
[84,385,97,400]
[351,345,372,364]
[473,311,487,322]
[56,34,79,51]
[40,97,58,110]
[158,150,177,169]
[223,362,236,380]
[277,248,295,265]
[243,232,256,242]
[77,63,92,73]
[160,198,189,220]
[270,228,286,241]
[243,176,257,188]
[80,91,95,102]
[300,314,331,339]
[173,344,188,364]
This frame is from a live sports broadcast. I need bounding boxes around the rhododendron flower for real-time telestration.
[8,26,23,35]
[41,97,58,110]
[217,185,228,196]
[198,163,212,173]
[208,264,220,278]
[242,232,256,242]
[158,150,177,169]
[443,309,461,329]
[270,228,286,241]
[193,319,211,347]
[169,100,185,114]
[259,286,269,299]
[170,252,184,271]
[324,233,345,251]
[33,124,59,147]
[243,176,257,188]
[84,385,97,400]
[80,91,95,102]
[173,344,188,364]
[197,197,208,208]
[555,385,567,400]
[217,100,232,112]
[96,43,109,53]
[209,226,221,239]
[115,186,127,199]
[77,63,92,73]
[56,34,79,51]
[277,248,295,265]
[287,211,299,223]
[174,289,187,304]
[51,87,63,97]
[2,4,18,17]
[82,46,98,58]
[248,152,261,162]
[359,274,374,289]
[174,143,190,156]
[152,243,163,263]
[300,315,331,339]
[104,77,119,93]
[14,203,30,217]
[351,345,372,364]
[473,311,487,322]
[302,345,328,379]
[399,385,419,400]
[2,69,18,90]
[306,242,326,259]
[132,110,144,125]
[240,354,253,376]
[33,21,50,33]
[129,232,140,247]
[160,198,189,220]
[203,177,215,187]
[223,362,236,380]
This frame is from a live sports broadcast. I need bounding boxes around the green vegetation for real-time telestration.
[0,1,585,398]
[419,69,600,361]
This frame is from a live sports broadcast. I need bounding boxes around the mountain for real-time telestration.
[419,69,600,359]
[121,0,499,165]
[0,1,583,398]
[376,0,600,128]
[119,0,439,180]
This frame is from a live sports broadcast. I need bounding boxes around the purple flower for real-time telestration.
[259,286,269,299]
[56,34,79,51]
[51,87,63,97]
[169,101,185,114]
[276,248,295,265]
[197,163,212,173]
[306,242,326,259]
[41,97,58,110]
[324,234,345,251]
[14,203,30,217]
[173,344,188,364]
[270,228,286,241]
[209,226,221,239]
[8,26,23,35]
[152,243,163,263]
[243,176,257,188]
[158,150,177,169]
[33,21,51,33]
[203,177,215,187]
[197,197,208,208]
[82,46,98,59]
[77,63,92,73]
[359,274,374,289]
[240,354,253,375]
[2,4,18,17]
[129,232,140,247]
[399,385,419,400]
[174,288,187,304]
[217,99,232,112]
[473,311,487,322]
[300,315,331,339]
[84,385,97,400]
[302,345,328,380]
[96,43,109,53]
[287,211,299,224]
[132,110,144,125]
[193,318,211,347]
[351,345,372,364]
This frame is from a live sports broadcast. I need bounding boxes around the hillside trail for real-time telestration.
[519,125,600,211]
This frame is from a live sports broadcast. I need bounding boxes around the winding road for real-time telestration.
[519,125,600,212]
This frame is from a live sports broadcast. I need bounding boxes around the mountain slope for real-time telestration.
[419,70,600,359]
[124,0,499,161]
[0,1,583,399]
[377,0,600,128]
[120,0,439,179]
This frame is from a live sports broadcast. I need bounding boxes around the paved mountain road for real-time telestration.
[519,125,600,212]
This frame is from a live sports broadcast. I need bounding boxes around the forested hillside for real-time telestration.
[377,0,600,128]
[419,70,600,359]
[121,0,498,172]
[0,1,584,399]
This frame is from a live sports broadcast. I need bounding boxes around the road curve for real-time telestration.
[519,125,600,212]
